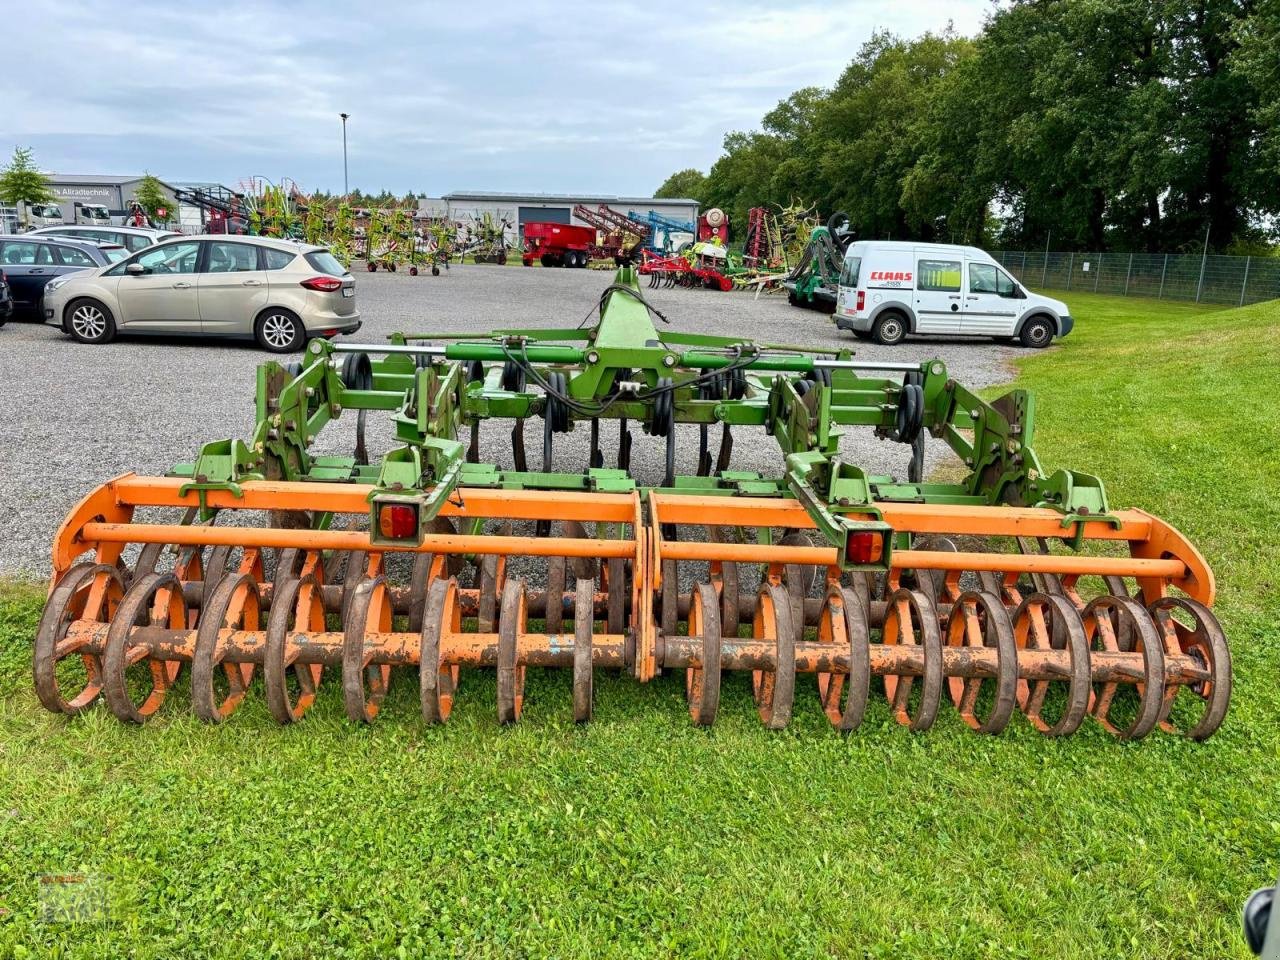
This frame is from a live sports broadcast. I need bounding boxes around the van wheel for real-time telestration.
[67,298,116,344]
[872,312,907,346]
[255,308,305,353]
[1019,316,1055,349]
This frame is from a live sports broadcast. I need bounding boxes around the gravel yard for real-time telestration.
[0,264,1023,578]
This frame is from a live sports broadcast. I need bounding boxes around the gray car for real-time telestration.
[42,235,361,352]
[0,235,128,320]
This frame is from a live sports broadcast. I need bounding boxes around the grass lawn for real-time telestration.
[1,290,1277,958]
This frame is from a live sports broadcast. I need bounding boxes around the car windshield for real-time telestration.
[305,250,347,276]
[34,206,63,218]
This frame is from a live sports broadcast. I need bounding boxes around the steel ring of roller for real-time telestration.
[881,588,943,731]
[265,574,325,724]
[420,577,462,724]
[752,582,795,730]
[342,575,393,723]
[192,572,260,723]
[572,578,594,723]
[102,571,188,723]
[34,562,123,714]
[1083,595,1165,741]
[1147,596,1230,741]
[708,526,740,639]
[497,578,528,724]
[684,582,722,726]
[1011,593,1091,736]
[817,585,871,733]
[945,590,1018,734]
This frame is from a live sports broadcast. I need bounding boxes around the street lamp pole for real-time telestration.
[340,113,350,196]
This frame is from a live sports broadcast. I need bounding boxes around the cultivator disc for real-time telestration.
[35,268,1231,739]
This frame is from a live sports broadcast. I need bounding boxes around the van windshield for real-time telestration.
[840,256,861,287]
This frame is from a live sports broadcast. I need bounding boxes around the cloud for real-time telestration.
[0,0,992,195]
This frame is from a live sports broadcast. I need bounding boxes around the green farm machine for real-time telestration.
[37,269,1228,739]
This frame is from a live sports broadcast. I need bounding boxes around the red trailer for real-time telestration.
[522,222,596,267]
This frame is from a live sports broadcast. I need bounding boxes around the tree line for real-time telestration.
[657,0,1280,254]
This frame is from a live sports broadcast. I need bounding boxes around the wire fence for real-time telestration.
[992,250,1280,307]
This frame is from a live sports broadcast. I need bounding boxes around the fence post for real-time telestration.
[1195,223,1210,303]
[1124,253,1133,295]
[1094,253,1101,292]
[1158,254,1168,299]
[1066,252,1074,290]
[1042,253,1049,287]
[1240,256,1251,306]
[1021,250,1027,274]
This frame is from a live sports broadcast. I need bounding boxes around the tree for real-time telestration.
[0,146,55,225]
[654,168,707,201]
[133,174,172,225]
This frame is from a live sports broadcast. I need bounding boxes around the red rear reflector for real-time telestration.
[378,504,418,540]
[300,276,343,292]
[846,531,882,565]
[856,290,865,311]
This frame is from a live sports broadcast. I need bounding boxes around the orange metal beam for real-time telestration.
[79,523,635,559]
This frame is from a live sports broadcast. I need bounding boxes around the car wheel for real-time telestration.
[67,298,116,344]
[872,311,907,346]
[255,309,305,353]
[1019,316,1055,348]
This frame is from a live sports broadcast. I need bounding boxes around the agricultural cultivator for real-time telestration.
[36,268,1229,740]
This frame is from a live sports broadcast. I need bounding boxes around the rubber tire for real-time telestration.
[872,311,907,346]
[66,298,117,344]
[431,265,440,276]
[1019,315,1055,349]
[254,308,306,353]
[540,254,554,268]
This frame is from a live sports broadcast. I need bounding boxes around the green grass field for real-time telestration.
[1,291,1277,958]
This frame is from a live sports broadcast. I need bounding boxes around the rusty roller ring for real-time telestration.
[478,553,503,633]
[817,585,871,733]
[129,542,166,587]
[34,562,122,714]
[420,577,461,724]
[408,552,441,633]
[606,557,627,636]
[907,536,958,604]
[340,549,369,625]
[778,531,813,643]
[882,588,943,732]
[685,582,722,726]
[192,572,260,724]
[272,547,306,595]
[1148,596,1231,741]
[342,576,393,723]
[707,526,740,639]
[573,578,594,723]
[102,571,187,724]
[1012,593,1090,736]
[945,590,1018,734]
[752,582,795,730]
[203,545,233,601]
[497,578,527,724]
[546,554,566,635]
[660,555,678,640]
[1083,595,1165,741]
[264,575,325,724]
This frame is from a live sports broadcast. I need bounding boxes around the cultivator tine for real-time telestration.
[35,266,1231,741]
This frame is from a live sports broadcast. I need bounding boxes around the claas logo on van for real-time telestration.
[869,270,912,282]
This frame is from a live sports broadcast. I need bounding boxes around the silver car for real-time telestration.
[42,236,361,352]
[26,224,183,253]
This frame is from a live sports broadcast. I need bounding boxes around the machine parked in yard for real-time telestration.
[784,212,854,312]
[35,268,1228,741]
[522,222,597,267]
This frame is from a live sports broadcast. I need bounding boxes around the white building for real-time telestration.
[422,191,700,244]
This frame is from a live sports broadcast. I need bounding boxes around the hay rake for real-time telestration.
[35,268,1229,739]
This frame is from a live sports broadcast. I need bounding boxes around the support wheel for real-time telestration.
[872,311,907,346]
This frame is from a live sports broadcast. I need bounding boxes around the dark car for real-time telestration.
[0,236,128,320]
[0,270,13,325]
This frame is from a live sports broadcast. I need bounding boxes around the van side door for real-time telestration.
[912,257,963,334]
[962,261,1023,336]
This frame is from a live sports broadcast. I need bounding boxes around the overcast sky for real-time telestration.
[2,0,993,197]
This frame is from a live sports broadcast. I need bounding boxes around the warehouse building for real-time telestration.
[424,191,700,244]
[43,174,180,223]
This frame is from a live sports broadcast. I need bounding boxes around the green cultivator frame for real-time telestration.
[38,268,1229,739]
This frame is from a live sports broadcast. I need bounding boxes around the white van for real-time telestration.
[834,241,1073,348]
